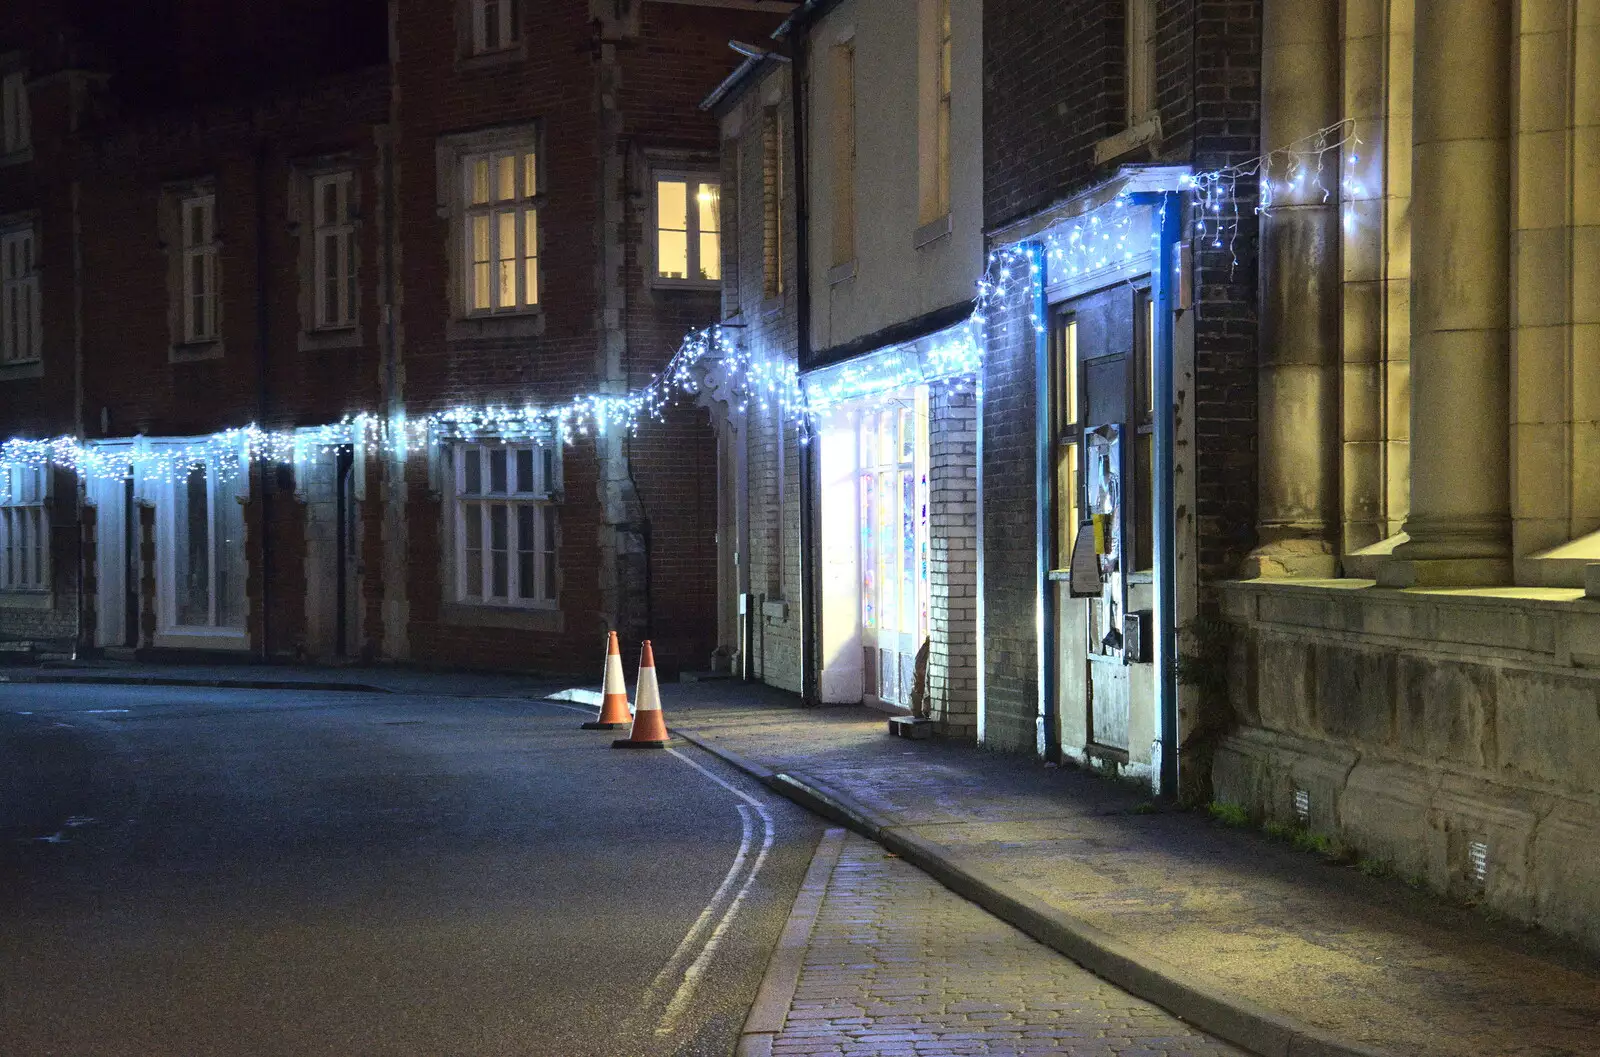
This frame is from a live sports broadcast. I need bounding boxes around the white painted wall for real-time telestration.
[806,0,983,352]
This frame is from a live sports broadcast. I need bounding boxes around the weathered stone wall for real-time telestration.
[1216,579,1600,952]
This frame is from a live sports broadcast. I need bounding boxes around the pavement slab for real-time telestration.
[659,683,1600,1057]
[768,832,1246,1057]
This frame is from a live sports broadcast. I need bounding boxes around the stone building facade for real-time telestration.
[1216,0,1600,951]
[0,0,787,675]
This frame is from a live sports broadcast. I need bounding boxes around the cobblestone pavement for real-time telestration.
[773,834,1245,1057]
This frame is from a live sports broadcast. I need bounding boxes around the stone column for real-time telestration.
[1381,0,1513,586]
[1246,0,1342,578]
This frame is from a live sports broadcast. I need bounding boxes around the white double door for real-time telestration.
[91,442,248,649]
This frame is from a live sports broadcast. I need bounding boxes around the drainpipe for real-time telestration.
[788,32,818,706]
[255,135,273,661]
[1029,241,1057,761]
[71,179,86,657]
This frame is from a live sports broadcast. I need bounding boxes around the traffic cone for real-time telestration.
[613,640,672,749]
[582,630,634,730]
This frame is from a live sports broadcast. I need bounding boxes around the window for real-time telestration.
[1051,312,1081,569]
[830,42,856,266]
[454,442,559,606]
[1,224,40,364]
[0,464,47,592]
[468,0,520,55]
[918,0,953,223]
[934,0,952,216]
[654,174,721,285]
[180,194,218,343]
[463,145,540,314]
[1126,0,1156,125]
[1,71,27,156]
[1133,288,1154,572]
[762,108,784,299]
[312,172,356,329]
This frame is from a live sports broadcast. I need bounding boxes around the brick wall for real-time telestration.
[980,0,1262,753]
[389,0,781,677]
[714,59,804,694]
[1187,1,1263,585]
[978,274,1041,752]
[0,0,786,673]
[928,386,978,734]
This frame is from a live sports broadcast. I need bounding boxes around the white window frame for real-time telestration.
[829,42,856,267]
[468,0,520,56]
[652,171,721,288]
[461,143,541,316]
[152,442,249,646]
[312,171,357,330]
[180,193,218,343]
[1,70,28,157]
[0,463,48,592]
[1,223,40,364]
[1126,0,1157,126]
[452,441,560,609]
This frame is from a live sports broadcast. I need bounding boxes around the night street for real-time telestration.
[0,684,821,1057]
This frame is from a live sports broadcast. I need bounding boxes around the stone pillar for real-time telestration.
[1246,0,1342,578]
[1339,0,1392,555]
[1381,0,1513,586]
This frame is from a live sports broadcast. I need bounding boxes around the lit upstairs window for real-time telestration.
[655,175,720,286]
[464,145,539,314]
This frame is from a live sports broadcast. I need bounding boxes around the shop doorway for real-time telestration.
[1050,285,1154,758]
[857,389,930,708]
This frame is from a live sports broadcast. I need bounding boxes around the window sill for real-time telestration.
[170,340,224,364]
[299,326,366,354]
[0,590,53,609]
[653,278,722,292]
[455,41,527,73]
[153,627,249,650]
[0,358,43,382]
[441,601,564,633]
[913,214,952,250]
[760,295,786,321]
[826,259,857,286]
[1092,115,1162,166]
[0,147,33,169]
[447,311,545,342]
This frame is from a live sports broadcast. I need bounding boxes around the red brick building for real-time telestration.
[0,0,788,675]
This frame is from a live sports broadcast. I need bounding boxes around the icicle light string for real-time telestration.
[1,125,1352,486]
[1181,117,1360,266]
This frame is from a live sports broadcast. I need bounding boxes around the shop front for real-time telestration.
[811,323,978,726]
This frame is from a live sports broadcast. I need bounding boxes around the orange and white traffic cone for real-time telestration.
[582,630,634,730]
[612,640,672,749]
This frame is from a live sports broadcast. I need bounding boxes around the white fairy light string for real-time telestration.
[0,124,1353,488]
[1181,117,1360,266]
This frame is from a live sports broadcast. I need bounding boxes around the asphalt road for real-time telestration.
[0,683,823,1057]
